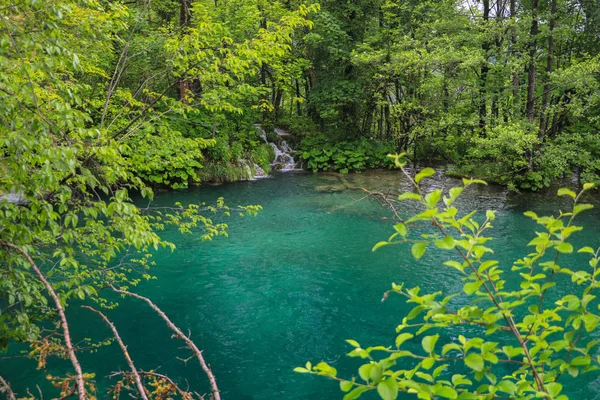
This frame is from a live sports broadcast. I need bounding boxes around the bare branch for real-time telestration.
[111,287,221,400]
[0,242,86,400]
[0,375,16,400]
[109,371,197,400]
[82,306,148,400]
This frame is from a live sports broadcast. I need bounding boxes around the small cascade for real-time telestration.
[254,124,268,143]
[253,163,269,178]
[237,158,270,180]
[270,128,300,171]
[254,125,300,172]
[269,143,298,171]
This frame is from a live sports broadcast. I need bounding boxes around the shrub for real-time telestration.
[297,155,599,400]
[124,126,214,189]
[251,144,276,172]
[299,137,395,173]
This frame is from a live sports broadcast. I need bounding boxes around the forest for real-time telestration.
[2,0,600,399]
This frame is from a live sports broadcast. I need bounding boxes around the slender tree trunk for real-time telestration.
[295,79,302,116]
[378,104,384,140]
[178,0,192,101]
[479,0,490,130]
[526,0,539,122]
[274,88,283,122]
[385,102,391,141]
[510,0,519,113]
[538,0,557,140]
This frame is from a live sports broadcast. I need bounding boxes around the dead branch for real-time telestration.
[0,242,85,400]
[81,306,148,400]
[111,287,221,400]
[109,371,198,400]
[361,188,403,221]
[0,375,16,400]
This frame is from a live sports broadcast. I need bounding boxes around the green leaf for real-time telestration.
[346,339,360,348]
[393,223,407,237]
[449,187,463,202]
[358,364,373,382]
[570,355,591,366]
[434,385,458,399]
[412,242,427,259]
[463,281,483,295]
[555,242,573,253]
[422,334,440,354]
[557,188,576,199]
[425,190,442,209]
[422,357,435,369]
[578,246,595,254]
[444,260,465,273]
[294,367,310,373]
[435,236,455,250]
[496,380,517,395]
[546,382,563,398]
[398,192,421,201]
[377,377,398,400]
[395,333,414,348]
[344,386,370,400]
[464,353,484,372]
[340,380,353,392]
[415,168,435,183]
[574,203,594,216]
[583,183,595,191]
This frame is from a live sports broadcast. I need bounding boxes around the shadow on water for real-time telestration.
[3,170,600,399]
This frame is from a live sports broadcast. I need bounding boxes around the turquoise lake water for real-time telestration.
[3,170,600,399]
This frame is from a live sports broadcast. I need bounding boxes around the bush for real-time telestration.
[123,125,214,189]
[299,136,395,173]
[251,144,276,172]
[297,156,599,400]
[196,161,251,183]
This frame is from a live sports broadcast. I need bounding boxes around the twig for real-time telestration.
[111,287,221,400]
[0,375,16,400]
[82,306,148,400]
[109,371,196,399]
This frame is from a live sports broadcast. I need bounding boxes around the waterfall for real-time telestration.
[270,128,299,171]
[238,158,270,181]
[253,125,300,172]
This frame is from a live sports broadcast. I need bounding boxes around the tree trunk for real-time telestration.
[538,0,557,140]
[479,0,490,130]
[510,0,519,112]
[526,0,539,122]
[178,0,193,101]
[295,79,302,116]
[274,88,283,122]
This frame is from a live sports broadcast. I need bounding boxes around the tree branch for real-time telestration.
[81,306,148,400]
[111,287,221,400]
[0,242,86,400]
[0,375,16,400]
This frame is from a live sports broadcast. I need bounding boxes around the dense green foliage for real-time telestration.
[299,156,600,399]
[273,0,600,189]
[0,0,313,396]
[3,0,600,397]
[299,136,395,173]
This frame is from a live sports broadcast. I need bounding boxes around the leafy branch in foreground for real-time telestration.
[297,154,599,400]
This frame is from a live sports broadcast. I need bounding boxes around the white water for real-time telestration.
[254,125,300,172]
